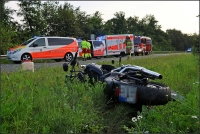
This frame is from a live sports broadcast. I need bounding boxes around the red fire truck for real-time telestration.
[77,34,134,58]
[134,36,152,56]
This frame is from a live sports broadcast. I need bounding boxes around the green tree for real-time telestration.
[166,29,185,51]
[126,16,143,35]
[73,6,90,38]
[112,11,127,34]
[88,11,104,36]
[17,0,44,37]
[102,19,115,35]
[40,1,59,36]
[0,0,19,54]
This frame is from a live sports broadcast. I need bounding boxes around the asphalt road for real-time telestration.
[1,53,188,73]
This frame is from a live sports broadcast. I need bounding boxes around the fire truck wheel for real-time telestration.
[136,82,171,105]
[142,51,145,56]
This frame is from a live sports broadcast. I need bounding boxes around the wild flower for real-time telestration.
[132,117,137,122]
[191,116,198,119]
[137,115,143,120]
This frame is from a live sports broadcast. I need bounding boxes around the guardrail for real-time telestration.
[1,55,7,59]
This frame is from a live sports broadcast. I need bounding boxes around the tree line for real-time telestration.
[0,0,199,55]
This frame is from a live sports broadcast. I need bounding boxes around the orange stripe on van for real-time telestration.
[9,46,26,50]
[31,41,78,59]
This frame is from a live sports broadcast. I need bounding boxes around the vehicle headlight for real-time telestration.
[12,49,21,54]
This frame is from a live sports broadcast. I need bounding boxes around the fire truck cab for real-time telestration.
[134,36,152,56]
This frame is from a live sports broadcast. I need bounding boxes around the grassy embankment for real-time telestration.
[1,53,199,133]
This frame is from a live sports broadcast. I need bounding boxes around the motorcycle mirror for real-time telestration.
[63,63,68,72]
[70,59,76,66]
[111,60,115,64]
[119,56,122,62]
[77,61,80,66]
[119,56,122,67]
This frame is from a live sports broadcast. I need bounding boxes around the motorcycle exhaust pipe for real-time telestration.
[119,65,163,79]
[141,68,163,79]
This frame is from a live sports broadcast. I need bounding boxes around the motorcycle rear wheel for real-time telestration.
[136,82,171,105]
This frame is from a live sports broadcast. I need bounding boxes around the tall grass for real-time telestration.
[1,53,199,133]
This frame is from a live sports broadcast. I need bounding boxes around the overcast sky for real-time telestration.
[5,1,199,34]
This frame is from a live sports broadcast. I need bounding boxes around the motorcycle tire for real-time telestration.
[77,72,85,82]
[136,82,171,105]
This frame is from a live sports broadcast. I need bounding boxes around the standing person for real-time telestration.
[124,35,133,57]
[86,39,92,60]
[81,38,88,61]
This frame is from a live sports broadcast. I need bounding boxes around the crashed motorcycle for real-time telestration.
[63,52,183,113]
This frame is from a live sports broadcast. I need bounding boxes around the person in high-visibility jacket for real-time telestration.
[86,40,92,59]
[124,35,133,57]
[81,38,88,61]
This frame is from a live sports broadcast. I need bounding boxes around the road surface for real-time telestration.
[1,53,188,73]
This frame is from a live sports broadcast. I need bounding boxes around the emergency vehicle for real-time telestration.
[6,36,78,64]
[134,36,152,56]
[78,34,134,58]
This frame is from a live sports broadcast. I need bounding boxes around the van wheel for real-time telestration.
[64,53,73,62]
[120,52,125,57]
[96,56,101,59]
[21,53,32,61]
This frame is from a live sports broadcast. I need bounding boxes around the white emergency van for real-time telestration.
[6,36,78,64]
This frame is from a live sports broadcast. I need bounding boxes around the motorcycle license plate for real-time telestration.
[119,85,137,104]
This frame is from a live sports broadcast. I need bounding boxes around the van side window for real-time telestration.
[62,38,74,45]
[48,38,74,46]
[29,38,45,47]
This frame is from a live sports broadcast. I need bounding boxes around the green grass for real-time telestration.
[1,53,199,133]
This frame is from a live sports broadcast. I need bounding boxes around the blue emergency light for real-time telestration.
[96,36,105,41]
[77,38,82,42]
[33,36,38,38]
[33,35,45,38]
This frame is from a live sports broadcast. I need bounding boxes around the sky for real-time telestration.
[5,1,200,34]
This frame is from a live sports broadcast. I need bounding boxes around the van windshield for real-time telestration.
[20,38,35,46]
[93,41,103,47]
